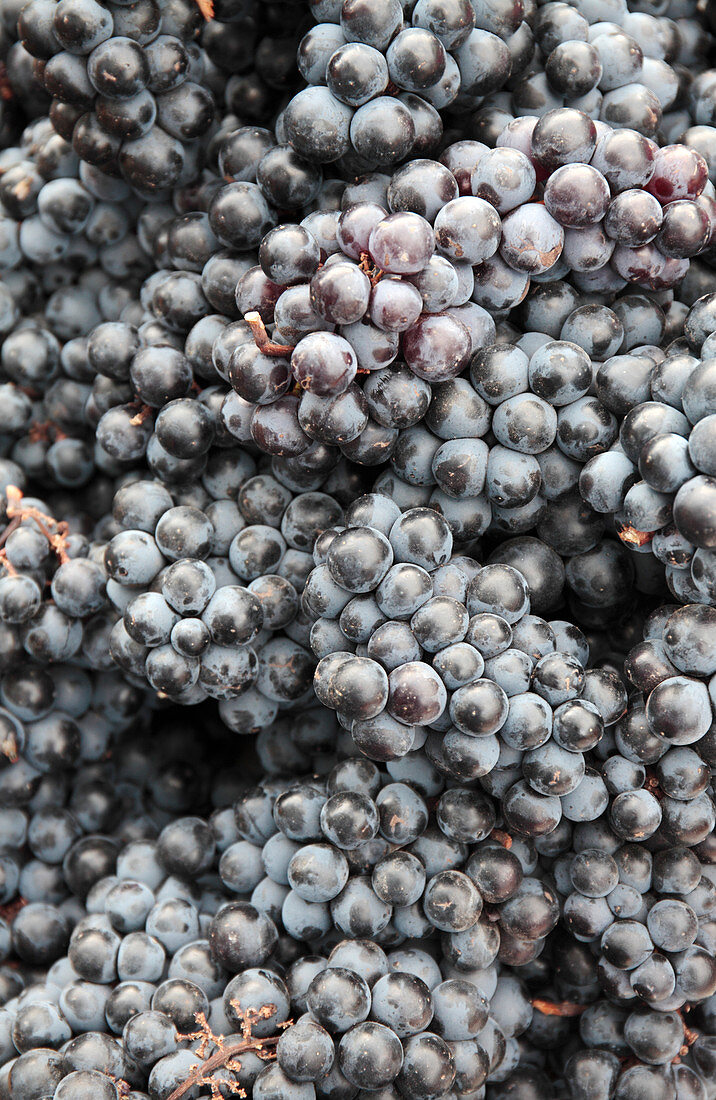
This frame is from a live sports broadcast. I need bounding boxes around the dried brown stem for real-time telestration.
[0,550,18,577]
[245,312,295,357]
[0,897,26,921]
[617,523,653,548]
[532,999,587,1017]
[166,1004,290,1100]
[359,251,384,286]
[489,829,513,850]
[129,404,154,427]
[0,516,20,551]
[0,721,19,764]
[0,63,13,103]
[4,485,71,564]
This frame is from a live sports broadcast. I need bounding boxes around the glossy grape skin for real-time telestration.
[396,1031,456,1099]
[531,108,597,169]
[338,1021,404,1089]
[470,147,536,214]
[275,1014,335,1083]
[674,476,716,548]
[386,27,446,92]
[434,196,501,266]
[453,27,511,98]
[283,86,353,164]
[500,204,564,275]
[351,97,416,167]
[291,333,358,398]
[310,261,371,325]
[386,158,459,223]
[403,313,472,383]
[657,200,711,259]
[544,164,610,228]
[368,212,435,275]
[369,277,423,333]
[326,42,388,107]
[647,144,709,204]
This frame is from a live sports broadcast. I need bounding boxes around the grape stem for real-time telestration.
[166,1004,291,1100]
[28,420,67,443]
[129,404,154,427]
[0,897,26,921]
[531,999,587,1017]
[489,828,513,849]
[194,0,215,20]
[359,252,385,286]
[245,312,295,357]
[0,718,19,763]
[4,485,71,565]
[617,523,653,548]
[0,63,12,102]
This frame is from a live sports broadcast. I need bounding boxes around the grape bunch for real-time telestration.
[0,0,714,1098]
[570,290,716,607]
[283,0,511,172]
[105,471,344,728]
[226,117,714,471]
[16,0,215,195]
[305,503,629,799]
[0,660,153,931]
[0,480,112,665]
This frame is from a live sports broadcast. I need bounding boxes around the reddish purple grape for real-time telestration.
[434,196,501,265]
[402,313,471,382]
[369,278,424,332]
[310,261,371,324]
[298,384,369,444]
[229,345,292,405]
[543,164,610,228]
[291,332,358,397]
[604,189,663,246]
[337,203,388,260]
[499,204,564,274]
[440,139,489,195]
[250,395,311,456]
[531,108,597,169]
[470,147,536,214]
[611,242,666,286]
[656,200,711,259]
[591,128,657,193]
[236,266,285,322]
[646,144,709,205]
[368,212,435,274]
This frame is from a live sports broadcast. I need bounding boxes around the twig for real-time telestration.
[4,486,70,563]
[0,897,26,921]
[166,1004,292,1100]
[531,999,587,1017]
[245,312,295,357]
[617,523,652,548]
[359,252,384,286]
[129,404,153,427]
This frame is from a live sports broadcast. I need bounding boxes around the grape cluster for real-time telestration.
[16,0,216,195]
[283,0,503,172]
[226,119,713,463]
[571,288,716,605]
[0,0,714,1098]
[0,483,108,663]
[306,505,625,805]
[0,632,712,1100]
[105,471,342,727]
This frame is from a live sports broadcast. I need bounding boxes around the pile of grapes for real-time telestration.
[0,0,715,1098]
